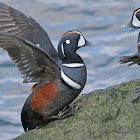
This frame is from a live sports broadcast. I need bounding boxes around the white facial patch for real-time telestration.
[66,40,71,44]
[61,43,66,57]
[72,31,86,47]
[61,69,81,89]
[78,33,86,47]
[133,10,140,27]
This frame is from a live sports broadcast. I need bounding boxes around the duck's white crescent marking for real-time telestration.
[133,11,140,27]
[61,43,66,57]
[61,69,81,89]
[72,31,86,47]
[78,33,86,47]
[62,63,84,68]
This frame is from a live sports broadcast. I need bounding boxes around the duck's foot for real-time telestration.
[48,104,75,120]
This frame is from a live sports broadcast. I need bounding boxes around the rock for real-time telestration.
[14,79,140,140]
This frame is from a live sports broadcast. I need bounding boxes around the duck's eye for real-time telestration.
[66,40,71,44]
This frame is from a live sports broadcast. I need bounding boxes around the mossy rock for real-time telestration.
[14,79,140,140]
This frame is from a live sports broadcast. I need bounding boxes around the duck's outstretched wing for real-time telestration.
[0,32,60,83]
[0,2,59,62]
[119,53,140,66]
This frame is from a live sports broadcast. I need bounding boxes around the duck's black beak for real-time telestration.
[121,20,139,33]
[84,40,96,47]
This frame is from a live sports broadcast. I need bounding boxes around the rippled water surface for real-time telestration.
[0,0,140,139]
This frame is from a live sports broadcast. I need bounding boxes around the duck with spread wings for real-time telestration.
[0,2,94,131]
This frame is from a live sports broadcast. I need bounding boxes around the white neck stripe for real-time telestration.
[61,69,81,89]
[62,63,84,68]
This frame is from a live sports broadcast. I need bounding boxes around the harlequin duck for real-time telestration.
[0,2,94,131]
[120,8,140,65]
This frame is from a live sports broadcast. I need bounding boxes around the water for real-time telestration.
[0,0,140,139]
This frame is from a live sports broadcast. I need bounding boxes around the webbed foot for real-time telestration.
[48,104,75,120]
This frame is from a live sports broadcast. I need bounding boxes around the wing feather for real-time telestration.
[0,2,60,62]
[0,32,60,83]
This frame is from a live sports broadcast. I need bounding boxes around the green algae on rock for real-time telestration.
[14,79,140,140]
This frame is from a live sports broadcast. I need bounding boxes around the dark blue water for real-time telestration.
[0,0,140,139]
